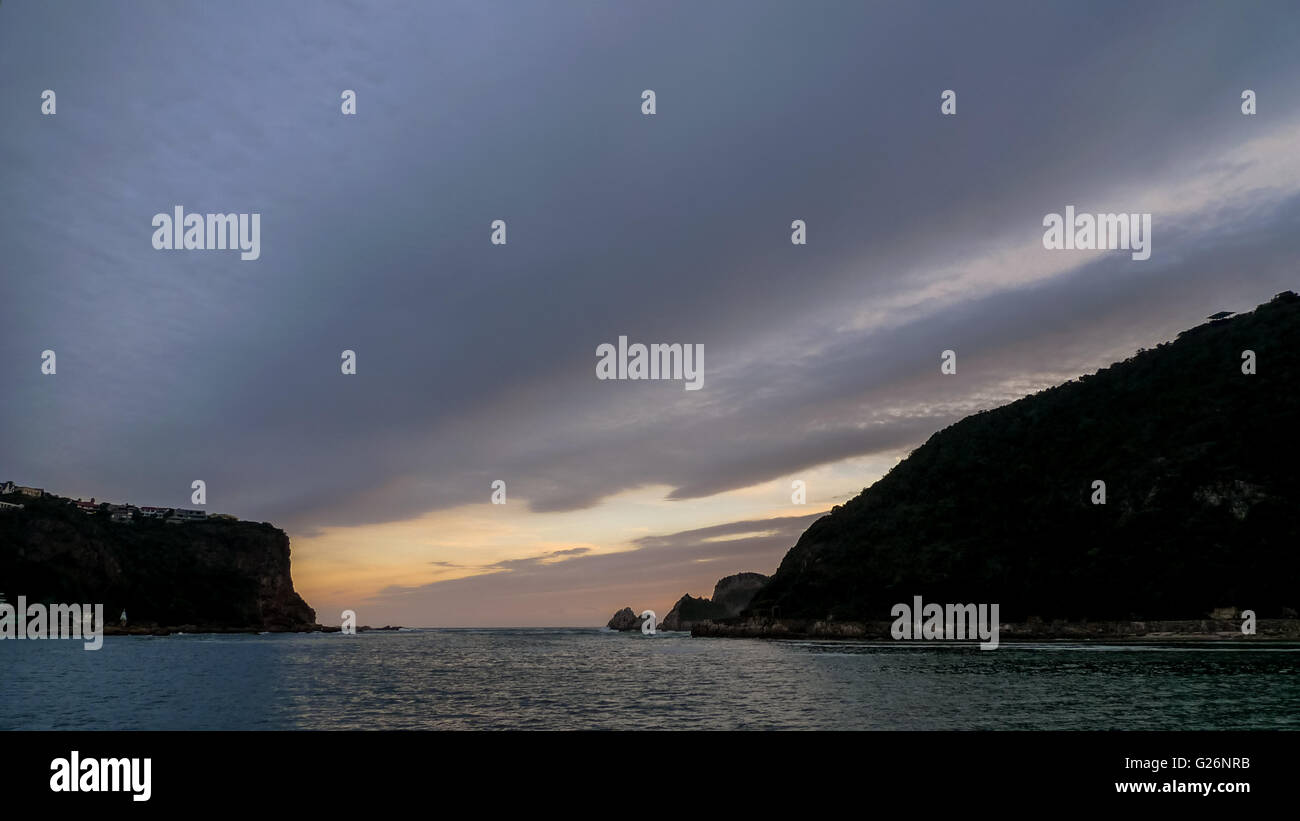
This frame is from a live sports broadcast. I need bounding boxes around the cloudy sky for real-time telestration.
[3,1,1298,626]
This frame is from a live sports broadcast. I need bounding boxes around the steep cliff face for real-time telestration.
[660,572,769,630]
[709,572,769,613]
[746,292,1300,623]
[0,496,316,630]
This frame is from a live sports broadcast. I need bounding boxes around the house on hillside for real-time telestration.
[0,481,15,494]
[0,501,23,511]
[139,506,171,519]
[17,486,43,497]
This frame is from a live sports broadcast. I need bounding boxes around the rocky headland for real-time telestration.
[0,492,319,633]
[693,293,1300,640]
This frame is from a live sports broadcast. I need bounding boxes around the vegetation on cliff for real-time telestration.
[746,292,1300,623]
[0,494,316,630]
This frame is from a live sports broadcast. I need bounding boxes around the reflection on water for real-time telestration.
[3,629,1297,730]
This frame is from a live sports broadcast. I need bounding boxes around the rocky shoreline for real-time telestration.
[690,617,1300,641]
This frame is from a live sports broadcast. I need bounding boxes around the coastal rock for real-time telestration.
[709,572,770,614]
[660,595,709,631]
[660,572,769,631]
[606,607,642,631]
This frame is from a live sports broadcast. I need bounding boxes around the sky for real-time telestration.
[2,1,1299,626]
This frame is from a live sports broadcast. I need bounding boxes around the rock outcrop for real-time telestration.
[606,606,647,631]
[660,572,769,631]
[608,572,771,631]
[0,495,316,631]
[708,572,769,614]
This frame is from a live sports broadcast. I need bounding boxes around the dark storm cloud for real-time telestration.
[3,0,1299,534]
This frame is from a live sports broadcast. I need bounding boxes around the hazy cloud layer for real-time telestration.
[3,2,1299,622]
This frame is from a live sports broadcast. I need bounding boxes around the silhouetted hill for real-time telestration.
[746,292,1300,622]
[0,496,316,631]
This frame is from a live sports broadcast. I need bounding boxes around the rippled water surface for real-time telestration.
[3,630,1298,730]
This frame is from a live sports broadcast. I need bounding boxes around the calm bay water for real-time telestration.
[2,629,1298,730]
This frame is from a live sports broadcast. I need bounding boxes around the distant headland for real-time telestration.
[0,486,319,634]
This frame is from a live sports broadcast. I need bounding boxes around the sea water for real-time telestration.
[2,629,1297,730]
